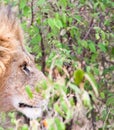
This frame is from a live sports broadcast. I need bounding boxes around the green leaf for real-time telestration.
[84,73,98,97]
[61,100,68,113]
[23,6,30,16]
[101,109,107,121]
[66,109,72,120]
[75,15,82,23]
[104,19,110,26]
[40,80,48,90]
[54,19,63,29]
[8,112,15,119]
[74,69,84,85]
[55,118,65,130]
[106,96,114,106]
[69,82,81,94]
[48,18,55,29]
[100,92,105,99]
[110,109,114,115]
[25,85,33,99]
[54,104,64,117]
[58,0,67,8]
[111,47,114,56]
[0,127,4,130]
[37,0,46,6]
[31,35,41,44]
[88,42,96,53]
[93,67,99,75]
[98,43,107,52]
[21,125,28,130]
[103,66,114,75]
[101,30,105,40]
[62,13,67,25]
[26,46,32,53]
[100,2,106,11]
[91,54,98,62]
[0,112,6,122]
[80,0,86,4]
[20,0,27,9]
[82,90,91,108]
[80,40,88,48]
[95,33,100,40]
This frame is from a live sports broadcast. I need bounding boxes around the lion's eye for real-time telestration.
[21,62,30,75]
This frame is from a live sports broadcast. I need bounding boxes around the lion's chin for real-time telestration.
[18,107,43,119]
[12,96,48,119]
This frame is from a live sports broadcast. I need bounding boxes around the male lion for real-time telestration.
[0,6,47,119]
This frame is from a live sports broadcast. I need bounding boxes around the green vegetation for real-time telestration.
[0,0,114,130]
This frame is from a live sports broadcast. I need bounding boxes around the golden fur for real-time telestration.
[0,6,47,119]
[0,6,23,77]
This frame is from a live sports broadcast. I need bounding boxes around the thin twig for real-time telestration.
[103,108,111,130]
[83,18,94,40]
[31,0,34,25]
[49,55,59,79]
[66,31,73,51]
[18,0,22,22]
[104,58,114,65]
[91,99,96,130]
[39,29,46,74]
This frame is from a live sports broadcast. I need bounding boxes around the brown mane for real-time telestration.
[0,6,23,77]
[0,6,47,119]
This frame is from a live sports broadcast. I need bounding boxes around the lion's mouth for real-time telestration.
[12,98,48,119]
[19,103,36,108]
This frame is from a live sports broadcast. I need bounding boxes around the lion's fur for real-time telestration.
[0,6,47,117]
[0,6,24,77]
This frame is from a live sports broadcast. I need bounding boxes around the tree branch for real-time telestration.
[83,18,94,40]
[31,0,34,25]
[39,29,46,74]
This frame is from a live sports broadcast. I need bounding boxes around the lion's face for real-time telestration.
[5,46,47,119]
[0,6,47,119]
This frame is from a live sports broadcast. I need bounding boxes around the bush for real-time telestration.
[0,0,114,130]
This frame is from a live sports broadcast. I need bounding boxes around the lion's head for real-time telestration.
[0,6,47,119]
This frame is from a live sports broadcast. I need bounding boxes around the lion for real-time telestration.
[0,6,47,119]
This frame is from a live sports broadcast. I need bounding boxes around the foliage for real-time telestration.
[0,0,114,130]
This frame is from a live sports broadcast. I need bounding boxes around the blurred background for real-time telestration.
[0,0,114,130]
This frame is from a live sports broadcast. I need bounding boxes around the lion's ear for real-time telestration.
[13,21,24,44]
[6,6,24,44]
[0,6,24,44]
